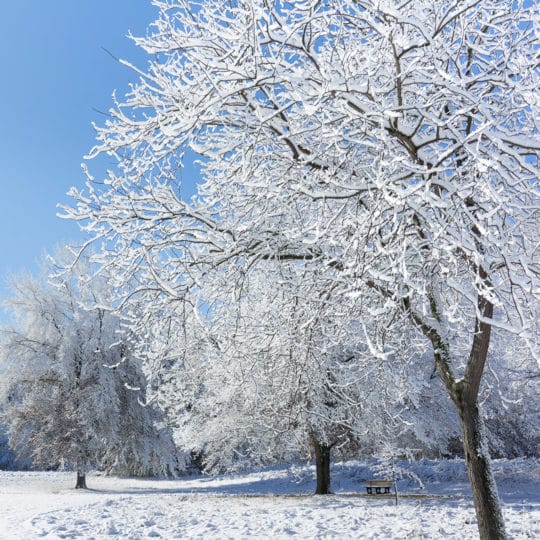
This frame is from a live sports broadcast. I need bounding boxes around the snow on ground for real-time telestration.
[0,459,538,539]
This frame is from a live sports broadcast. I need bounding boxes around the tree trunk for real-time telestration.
[75,470,87,489]
[457,394,506,540]
[312,438,332,495]
[426,285,506,540]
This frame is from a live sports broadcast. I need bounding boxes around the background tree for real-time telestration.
[66,1,540,537]
[480,332,540,459]
[0,252,178,487]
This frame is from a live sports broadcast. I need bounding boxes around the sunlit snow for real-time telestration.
[1,460,538,539]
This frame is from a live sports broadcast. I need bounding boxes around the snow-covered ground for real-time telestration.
[0,459,538,539]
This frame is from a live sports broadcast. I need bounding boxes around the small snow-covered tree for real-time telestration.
[66,2,540,537]
[0,253,178,487]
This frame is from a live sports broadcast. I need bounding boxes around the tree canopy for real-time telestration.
[0,253,178,486]
[64,1,539,537]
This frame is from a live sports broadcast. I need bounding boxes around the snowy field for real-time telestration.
[0,460,538,539]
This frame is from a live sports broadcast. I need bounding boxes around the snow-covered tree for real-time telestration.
[66,2,540,537]
[111,258,449,494]
[136,254,460,486]
[480,332,540,459]
[101,348,180,478]
[173,265,413,494]
[0,253,178,487]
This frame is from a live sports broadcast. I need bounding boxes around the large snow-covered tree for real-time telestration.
[0,253,178,487]
[170,264,421,494]
[66,1,540,537]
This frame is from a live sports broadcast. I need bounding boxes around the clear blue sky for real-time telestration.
[0,1,162,300]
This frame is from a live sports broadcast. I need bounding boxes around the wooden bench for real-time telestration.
[366,480,392,494]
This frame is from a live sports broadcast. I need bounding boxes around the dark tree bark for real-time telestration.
[73,351,87,491]
[75,470,87,489]
[312,437,332,495]
[453,294,506,540]
[454,385,506,539]
[426,289,507,540]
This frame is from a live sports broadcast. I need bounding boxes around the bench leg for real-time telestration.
[375,487,381,494]
[367,487,372,494]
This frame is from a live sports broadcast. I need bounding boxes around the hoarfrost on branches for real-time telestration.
[0,251,179,485]
[65,1,539,537]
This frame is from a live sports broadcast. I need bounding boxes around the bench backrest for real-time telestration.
[366,480,392,487]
